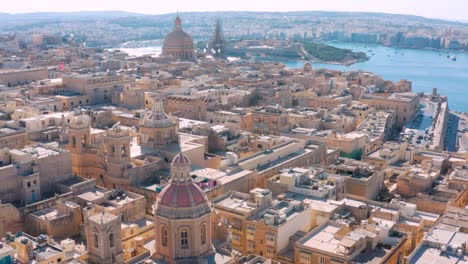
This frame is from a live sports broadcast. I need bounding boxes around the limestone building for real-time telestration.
[0,125,28,149]
[85,212,124,264]
[166,94,207,121]
[62,73,134,106]
[0,143,73,205]
[211,188,313,261]
[360,92,420,130]
[0,68,49,87]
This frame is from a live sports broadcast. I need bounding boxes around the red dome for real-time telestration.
[161,15,194,60]
[158,182,207,207]
[154,152,211,219]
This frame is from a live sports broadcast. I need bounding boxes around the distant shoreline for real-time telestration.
[251,56,368,67]
[307,55,369,66]
[321,40,468,55]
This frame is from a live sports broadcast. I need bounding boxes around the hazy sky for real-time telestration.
[2,0,467,21]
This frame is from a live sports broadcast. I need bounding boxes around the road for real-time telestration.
[401,100,437,147]
[450,111,468,153]
[445,113,459,151]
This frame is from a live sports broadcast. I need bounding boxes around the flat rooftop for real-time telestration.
[300,223,343,254]
[77,188,107,202]
[0,127,19,134]
[213,193,257,214]
[0,242,14,254]
[12,145,62,158]
[122,216,154,229]
[192,168,227,180]
[89,212,119,224]
[409,245,468,264]
[35,244,63,260]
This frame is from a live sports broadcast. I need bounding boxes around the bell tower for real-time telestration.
[69,115,91,152]
[86,211,124,264]
[105,124,132,187]
[69,115,92,177]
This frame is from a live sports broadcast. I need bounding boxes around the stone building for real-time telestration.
[62,73,134,105]
[364,141,413,169]
[360,92,420,130]
[166,94,206,121]
[27,200,83,239]
[396,160,440,198]
[68,115,106,181]
[307,94,353,110]
[406,207,468,264]
[295,220,412,264]
[161,15,194,60]
[326,159,385,200]
[267,167,345,200]
[0,143,73,205]
[251,105,288,136]
[0,68,49,87]
[153,152,213,263]
[0,125,28,149]
[85,212,124,264]
[67,95,210,190]
[212,188,312,261]
[4,233,65,264]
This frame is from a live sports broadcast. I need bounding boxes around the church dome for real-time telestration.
[171,152,191,166]
[162,15,194,60]
[154,153,211,219]
[202,95,217,104]
[163,31,193,49]
[158,182,207,208]
[141,96,173,128]
[155,181,211,219]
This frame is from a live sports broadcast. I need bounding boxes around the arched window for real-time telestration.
[201,224,207,245]
[93,233,99,248]
[81,134,87,147]
[161,227,168,247]
[109,233,114,248]
[180,230,189,249]
[72,136,76,147]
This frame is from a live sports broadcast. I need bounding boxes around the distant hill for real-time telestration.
[0,10,140,22]
[0,10,466,25]
[1,10,466,49]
